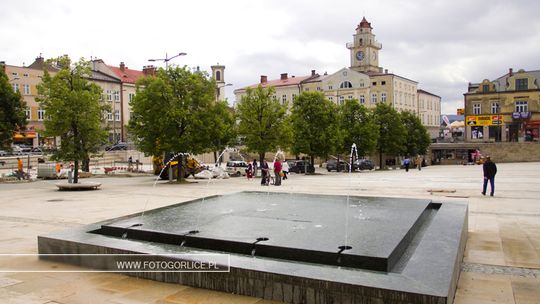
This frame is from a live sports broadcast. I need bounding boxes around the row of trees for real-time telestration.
[10,56,430,183]
[236,86,431,168]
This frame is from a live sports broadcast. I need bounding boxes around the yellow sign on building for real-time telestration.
[466,115,503,126]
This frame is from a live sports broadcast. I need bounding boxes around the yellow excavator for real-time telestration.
[153,153,205,180]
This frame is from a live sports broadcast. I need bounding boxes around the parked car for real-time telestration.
[0,150,7,157]
[287,160,315,174]
[354,159,375,170]
[29,147,44,155]
[105,142,128,151]
[326,159,350,172]
[10,145,24,155]
[225,160,249,177]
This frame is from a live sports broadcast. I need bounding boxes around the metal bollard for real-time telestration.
[68,171,73,184]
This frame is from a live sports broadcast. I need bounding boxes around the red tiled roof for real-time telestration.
[107,65,144,84]
[243,75,312,90]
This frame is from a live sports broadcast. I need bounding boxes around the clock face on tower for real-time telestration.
[356,51,364,61]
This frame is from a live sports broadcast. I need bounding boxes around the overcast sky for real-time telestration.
[2,0,540,114]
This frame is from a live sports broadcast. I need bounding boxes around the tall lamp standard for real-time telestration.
[216,83,232,101]
[148,52,187,69]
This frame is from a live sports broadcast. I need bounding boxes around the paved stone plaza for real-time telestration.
[1,162,539,303]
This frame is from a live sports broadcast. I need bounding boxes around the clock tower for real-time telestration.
[347,17,382,73]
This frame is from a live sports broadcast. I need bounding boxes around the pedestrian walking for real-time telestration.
[482,156,497,196]
[260,160,269,186]
[252,159,258,178]
[16,157,24,180]
[246,163,253,180]
[282,160,289,180]
[416,156,422,171]
[273,159,282,186]
[403,157,411,172]
[128,156,133,172]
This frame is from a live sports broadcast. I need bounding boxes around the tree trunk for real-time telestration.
[259,152,265,164]
[379,149,383,170]
[176,154,185,182]
[213,151,218,164]
[74,160,79,184]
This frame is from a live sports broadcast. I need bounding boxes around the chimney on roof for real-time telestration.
[509,68,513,76]
[120,62,125,72]
[384,69,388,74]
[280,73,288,80]
[143,65,156,76]
[311,70,316,76]
[260,75,267,83]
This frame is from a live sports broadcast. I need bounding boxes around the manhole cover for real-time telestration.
[47,199,64,202]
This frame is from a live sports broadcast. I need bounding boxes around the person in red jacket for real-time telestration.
[273,159,282,186]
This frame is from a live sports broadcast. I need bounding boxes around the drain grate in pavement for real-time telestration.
[46,198,64,202]
[462,262,540,278]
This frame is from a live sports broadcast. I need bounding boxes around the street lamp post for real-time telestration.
[216,83,232,101]
[148,52,187,69]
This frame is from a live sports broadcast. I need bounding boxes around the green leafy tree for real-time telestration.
[373,103,406,169]
[129,66,216,181]
[37,56,109,183]
[290,92,337,168]
[203,100,237,164]
[236,86,289,162]
[401,111,431,157]
[0,68,27,149]
[337,99,378,161]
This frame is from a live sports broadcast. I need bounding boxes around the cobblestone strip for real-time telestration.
[462,262,540,278]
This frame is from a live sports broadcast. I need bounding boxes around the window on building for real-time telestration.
[348,95,353,99]
[515,101,528,112]
[491,102,500,114]
[372,82,377,86]
[12,83,19,92]
[23,73,29,77]
[381,92,387,102]
[114,110,120,121]
[483,84,490,93]
[328,96,334,102]
[340,81,353,88]
[23,84,30,95]
[339,95,345,104]
[381,81,386,85]
[473,103,481,115]
[292,94,297,101]
[25,107,31,120]
[359,95,365,104]
[282,95,287,103]
[316,87,321,91]
[107,111,113,121]
[11,72,18,76]
[128,93,135,102]
[272,95,277,101]
[328,85,333,90]
[371,93,377,103]
[359,82,364,87]
[38,108,45,121]
[515,78,528,90]
[107,90,112,101]
[114,91,120,102]
[215,71,221,81]
[304,88,309,91]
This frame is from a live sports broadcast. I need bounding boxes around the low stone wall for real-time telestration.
[477,142,540,163]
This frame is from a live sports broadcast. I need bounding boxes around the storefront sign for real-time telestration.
[512,112,531,119]
[467,115,503,126]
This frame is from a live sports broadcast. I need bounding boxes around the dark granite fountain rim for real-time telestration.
[38,192,468,300]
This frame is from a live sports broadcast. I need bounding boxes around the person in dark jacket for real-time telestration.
[482,156,497,196]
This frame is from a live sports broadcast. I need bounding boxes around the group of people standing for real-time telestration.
[245,159,289,186]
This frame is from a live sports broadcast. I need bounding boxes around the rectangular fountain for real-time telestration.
[38,192,468,304]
